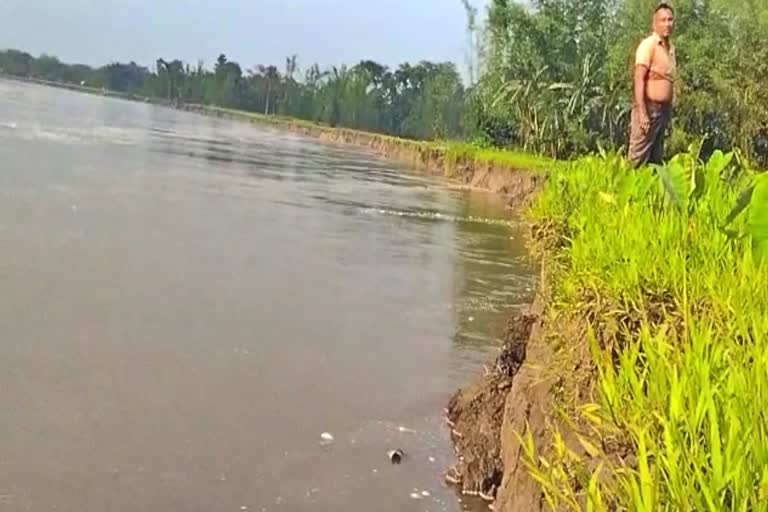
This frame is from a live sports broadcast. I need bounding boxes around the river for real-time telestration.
[0,80,534,512]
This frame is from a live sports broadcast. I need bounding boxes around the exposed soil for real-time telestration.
[444,311,537,499]
[445,274,554,512]
[179,104,545,209]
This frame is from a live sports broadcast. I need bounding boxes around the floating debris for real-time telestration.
[240,506,248,511]
[421,490,431,497]
[428,456,436,463]
[397,425,416,433]
[320,432,334,443]
[409,492,422,500]
[387,449,404,464]
[468,316,475,322]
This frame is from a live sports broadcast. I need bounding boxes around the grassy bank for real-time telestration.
[523,148,768,509]
[182,105,555,173]
[180,104,557,207]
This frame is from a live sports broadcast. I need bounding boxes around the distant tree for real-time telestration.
[101,62,150,93]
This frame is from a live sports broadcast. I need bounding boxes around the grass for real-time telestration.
[187,104,557,174]
[442,142,558,173]
[524,147,768,510]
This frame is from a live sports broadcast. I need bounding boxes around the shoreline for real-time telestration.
[178,104,552,209]
[176,102,556,509]
[3,75,555,510]
[176,104,556,510]
[178,103,555,509]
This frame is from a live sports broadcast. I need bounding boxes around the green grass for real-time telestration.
[442,142,558,173]
[189,105,557,174]
[524,148,768,510]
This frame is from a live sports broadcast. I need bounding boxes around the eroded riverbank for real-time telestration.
[179,104,550,208]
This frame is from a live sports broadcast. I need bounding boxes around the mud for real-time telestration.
[444,267,555,512]
[444,310,536,498]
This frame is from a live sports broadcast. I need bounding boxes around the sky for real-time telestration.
[0,0,488,74]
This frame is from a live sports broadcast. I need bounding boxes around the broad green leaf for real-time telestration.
[691,157,706,204]
[705,150,733,179]
[658,161,689,213]
[723,185,755,228]
[749,175,768,262]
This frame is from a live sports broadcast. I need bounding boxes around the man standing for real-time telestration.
[629,3,676,167]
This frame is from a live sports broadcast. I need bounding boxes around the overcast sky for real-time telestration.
[0,0,488,73]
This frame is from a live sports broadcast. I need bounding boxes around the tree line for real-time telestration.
[3,0,768,164]
[0,49,466,141]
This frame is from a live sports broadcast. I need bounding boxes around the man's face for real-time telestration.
[653,8,675,38]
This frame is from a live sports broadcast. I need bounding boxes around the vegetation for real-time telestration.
[0,49,466,141]
[4,0,768,165]
[4,3,768,510]
[524,146,768,509]
[471,0,768,165]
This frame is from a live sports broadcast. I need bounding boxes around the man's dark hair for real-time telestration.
[654,2,674,14]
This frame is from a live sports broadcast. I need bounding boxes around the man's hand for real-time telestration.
[638,110,650,134]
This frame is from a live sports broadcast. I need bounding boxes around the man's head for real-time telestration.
[653,3,675,38]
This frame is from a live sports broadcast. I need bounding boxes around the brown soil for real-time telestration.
[445,271,554,511]
[444,311,536,498]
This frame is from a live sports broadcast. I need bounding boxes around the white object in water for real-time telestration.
[421,490,431,497]
[468,316,475,322]
[320,432,334,443]
[409,492,422,500]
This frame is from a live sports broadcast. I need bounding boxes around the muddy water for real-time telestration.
[0,80,534,512]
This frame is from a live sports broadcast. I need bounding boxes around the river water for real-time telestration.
[0,80,534,512]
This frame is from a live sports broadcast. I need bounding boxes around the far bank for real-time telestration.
[178,104,555,209]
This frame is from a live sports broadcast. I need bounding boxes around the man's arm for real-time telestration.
[634,38,653,133]
[634,65,650,133]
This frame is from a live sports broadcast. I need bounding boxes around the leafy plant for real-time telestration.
[526,148,768,510]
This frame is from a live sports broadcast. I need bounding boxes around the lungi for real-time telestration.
[628,100,672,167]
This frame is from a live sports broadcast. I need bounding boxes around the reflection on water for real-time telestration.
[0,79,534,512]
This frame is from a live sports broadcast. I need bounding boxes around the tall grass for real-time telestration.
[525,148,768,510]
